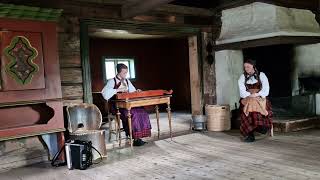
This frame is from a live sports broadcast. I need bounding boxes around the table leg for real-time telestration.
[127,108,133,149]
[116,108,121,147]
[108,116,112,142]
[155,105,160,139]
[166,103,172,140]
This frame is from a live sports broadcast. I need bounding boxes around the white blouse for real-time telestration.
[238,72,270,98]
[101,78,137,101]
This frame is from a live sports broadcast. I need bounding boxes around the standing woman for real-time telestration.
[238,59,273,142]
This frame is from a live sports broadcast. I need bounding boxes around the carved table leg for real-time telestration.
[166,103,172,140]
[116,108,121,147]
[127,108,133,149]
[155,105,160,139]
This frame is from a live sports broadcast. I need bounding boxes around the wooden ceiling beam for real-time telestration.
[121,0,175,19]
[155,4,214,17]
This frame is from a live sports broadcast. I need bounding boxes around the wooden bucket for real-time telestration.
[205,105,231,131]
[191,115,207,131]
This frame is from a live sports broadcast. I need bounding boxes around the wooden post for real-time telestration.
[201,32,216,105]
[188,36,202,115]
[80,21,92,103]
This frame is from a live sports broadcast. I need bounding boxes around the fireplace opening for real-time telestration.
[242,45,315,118]
[243,44,294,98]
[299,77,320,94]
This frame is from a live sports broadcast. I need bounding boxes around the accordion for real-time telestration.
[65,140,93,170]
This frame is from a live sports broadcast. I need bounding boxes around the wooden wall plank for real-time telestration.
[61,85,83,98]
[59,52,81,68]
[60,68,83,84]
[58,32,80,53]
[63,99,84,106]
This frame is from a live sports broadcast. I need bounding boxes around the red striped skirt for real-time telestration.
[240,98,273,137]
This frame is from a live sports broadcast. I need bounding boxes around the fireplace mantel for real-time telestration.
[216,2,320,46]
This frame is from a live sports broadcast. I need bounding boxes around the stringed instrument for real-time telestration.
[115,89,173,100]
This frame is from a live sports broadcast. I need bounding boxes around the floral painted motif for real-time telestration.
[4,36,39,85]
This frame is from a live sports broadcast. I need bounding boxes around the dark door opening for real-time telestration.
[243,44,294,98]
[90,37,191,118]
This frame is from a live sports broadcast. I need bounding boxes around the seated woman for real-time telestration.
[238,59,273,142]
[102,63,151,146]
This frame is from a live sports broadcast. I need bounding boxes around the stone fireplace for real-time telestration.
[214,2,320,130]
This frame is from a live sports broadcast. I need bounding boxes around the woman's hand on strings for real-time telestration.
[117,88,128,93]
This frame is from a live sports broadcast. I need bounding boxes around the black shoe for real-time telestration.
[256,126,268,134]
[244,135,255,143]
[133,139,147,146]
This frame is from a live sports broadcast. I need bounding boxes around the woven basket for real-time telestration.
[205,105,231,131]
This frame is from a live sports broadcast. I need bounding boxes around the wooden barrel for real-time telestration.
[205,105,231,131]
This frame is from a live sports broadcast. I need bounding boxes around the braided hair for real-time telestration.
[244,59,261,87]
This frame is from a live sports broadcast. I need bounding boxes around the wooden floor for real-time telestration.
[1,128,320,180]
[105,112,192,148]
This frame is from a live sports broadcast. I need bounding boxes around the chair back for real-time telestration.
[66,103,102,133]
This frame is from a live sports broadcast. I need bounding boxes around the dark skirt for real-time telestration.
[119,107,152,139]
[240,98,273,137]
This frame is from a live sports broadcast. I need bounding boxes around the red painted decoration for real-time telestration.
[0,18,64,142]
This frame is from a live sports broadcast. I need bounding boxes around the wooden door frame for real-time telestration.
[80,18,203,114]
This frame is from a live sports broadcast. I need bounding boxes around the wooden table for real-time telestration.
[112,95,172,149]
